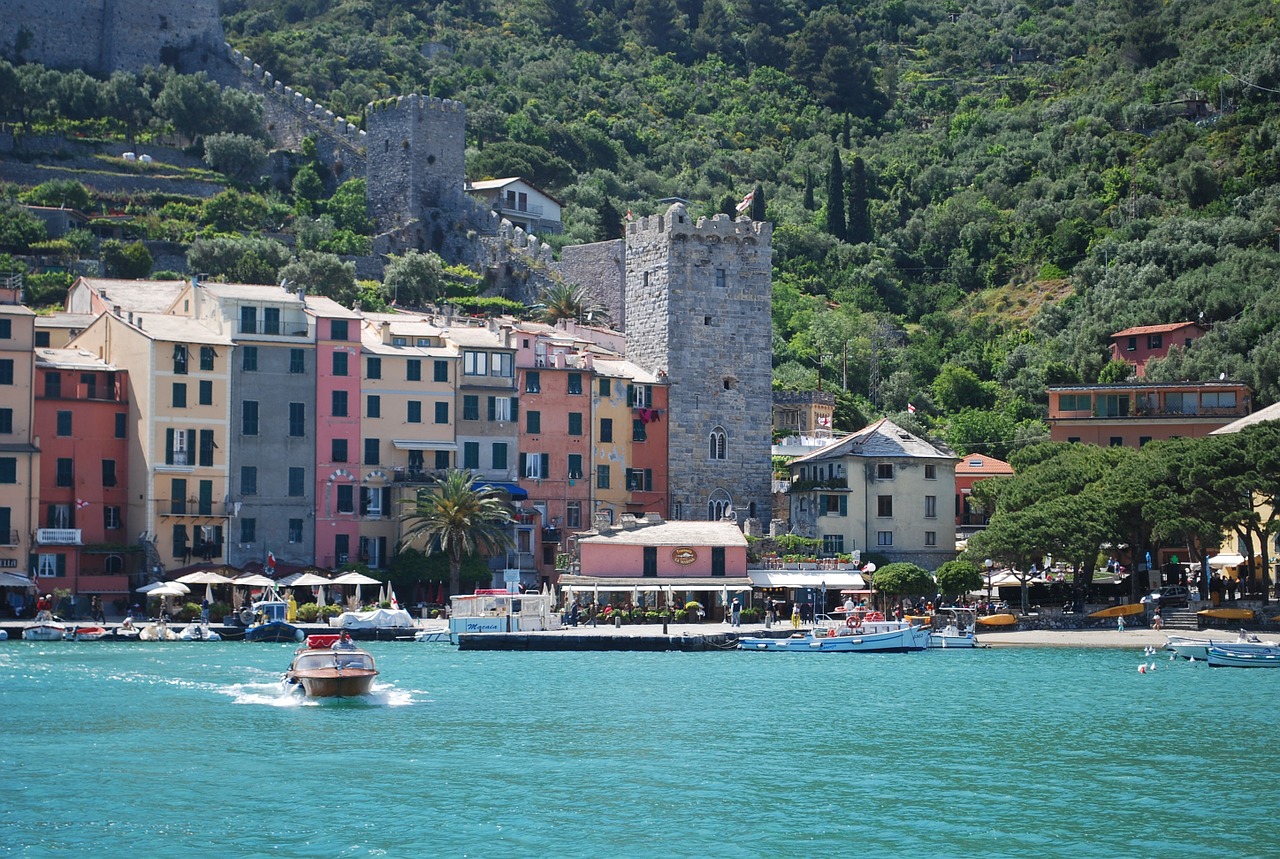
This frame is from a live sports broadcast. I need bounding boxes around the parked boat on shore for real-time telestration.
[22,619,67,641]
[282,636,379,697]
[976,613,1017,627]
[739,611,930,653]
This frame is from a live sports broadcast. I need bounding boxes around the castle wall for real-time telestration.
[0,0,223,74]
[365,95,466,229]
[624,205,774,526]
[558,240,626,329]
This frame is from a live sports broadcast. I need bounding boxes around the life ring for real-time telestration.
[827,628,836,637]
[847,615,862,629]
[867,611,884,622]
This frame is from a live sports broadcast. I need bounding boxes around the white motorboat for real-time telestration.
[64,625,110,641]
[414,625,450,643]
[177,622,221,641]
[1166,631,1276,661]
[739,611,931,653]
[22,619,67,641]
[1207,644,1280,668]
[928,607,980,649]
[138,621,177,641]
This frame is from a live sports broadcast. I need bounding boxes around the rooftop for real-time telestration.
[577,518,747,547]
[789,418,954,464]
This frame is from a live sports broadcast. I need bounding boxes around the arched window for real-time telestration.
[708,427,727,460]
[104,555,123,574]
[708,490,733,521]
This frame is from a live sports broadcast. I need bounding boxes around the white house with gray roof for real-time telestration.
[787,419,957,570]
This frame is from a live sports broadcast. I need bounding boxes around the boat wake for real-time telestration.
[223,680,416,707]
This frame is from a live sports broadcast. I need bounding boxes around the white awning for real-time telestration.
[748,571,866,589]
[392,440,458,451]
[0,571,33,588]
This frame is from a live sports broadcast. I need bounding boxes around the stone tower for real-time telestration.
[364,95,467,246]
[624,203,773,526]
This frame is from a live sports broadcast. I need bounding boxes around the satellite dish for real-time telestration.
[1220,372,1227,380]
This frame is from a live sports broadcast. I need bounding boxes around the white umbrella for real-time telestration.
[138,580,190,595]
[139,582,190,598]
[1207,552,1245,569]
[378,583,388,605]
[234,574,275,587]
[332,571,381,605]
[315,584,326,607]
[175,570,234,585]
[205,583,214,605]
[289,573,331,587]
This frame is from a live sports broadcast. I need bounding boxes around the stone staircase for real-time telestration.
[1161,608,1200,631]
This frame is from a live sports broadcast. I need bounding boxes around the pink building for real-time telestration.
[575,517,748,580]
[308,299,363,569]
[1109,322,1206,378]
[954,453,1014,535]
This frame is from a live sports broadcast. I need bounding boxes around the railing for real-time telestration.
[495,200,545,217]
[491,552,536,571]
[37,386,127,404]
[36,528,82,545]
[157,500,230,517]
[960,513,992,527]
[237,321,310,337]
[392,468,447,483]
[541,528,562,543]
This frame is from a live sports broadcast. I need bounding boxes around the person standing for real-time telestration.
[200,597,211,623]
[91,595,105,623]
[730,598,741,627]
[790,602,801,629]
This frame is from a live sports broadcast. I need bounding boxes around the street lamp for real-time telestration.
[984,558,994,604]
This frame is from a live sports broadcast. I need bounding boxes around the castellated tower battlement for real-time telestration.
[623,203,773,526]
[364,94,467,230]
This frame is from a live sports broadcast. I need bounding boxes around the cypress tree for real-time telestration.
[826,149,847,241]
[803,168,815,210]
[846,154,871,244]
[749,182,766,221]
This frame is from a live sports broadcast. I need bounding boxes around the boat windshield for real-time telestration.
[293,650,375,671]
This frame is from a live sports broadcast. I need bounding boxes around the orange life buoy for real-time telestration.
[827,628,836,637]
[847,614,862,629]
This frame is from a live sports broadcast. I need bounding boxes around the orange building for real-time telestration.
[1109,322,1206,378]
[1047,380,1251,447]
[954,453,1014,536]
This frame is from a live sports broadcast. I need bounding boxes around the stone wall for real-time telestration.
[365,95,466,228]
[624,204,774,527]
[558,239,625,328]
[0,0,223,75]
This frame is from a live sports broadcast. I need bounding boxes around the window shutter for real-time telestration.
[540,453,549,477]
[381,487,391,512]
[360,489,369,516]
[57,554,67,576]
[840,495,847,516]
[165,428,174,464]
[487,397,495,421]
[510,397,518,419]
[519,453,526,476]
[186,430,196,460]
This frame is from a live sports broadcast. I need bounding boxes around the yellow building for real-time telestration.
[0,303,40,591]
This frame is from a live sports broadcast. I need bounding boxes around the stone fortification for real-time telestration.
[623,204,774,526]
[365,95,466,225]
[559,239,626,327]
[0,0,223,74]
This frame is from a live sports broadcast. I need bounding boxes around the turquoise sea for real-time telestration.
[0,640,1273,858]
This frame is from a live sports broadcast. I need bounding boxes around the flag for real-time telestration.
[735,190,755,214]
[907,403,917,414]
[625,209,633,222]
[267,551,276,574]
[75,498,89,510]
[818,415,831,427]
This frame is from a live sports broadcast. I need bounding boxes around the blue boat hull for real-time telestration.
[244,621,304,642]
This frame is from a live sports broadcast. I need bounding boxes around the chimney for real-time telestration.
[380,320,391,345]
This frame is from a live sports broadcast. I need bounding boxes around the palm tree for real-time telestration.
[399,469,515,599]
[538,280,608,326]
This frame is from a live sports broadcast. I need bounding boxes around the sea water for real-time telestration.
[0,642,1273,858]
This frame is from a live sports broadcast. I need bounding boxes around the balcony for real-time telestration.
[237,321,310,338]
[541,528,562,544]
[37,528,82,545]
[158,499,230,518]
[490,552,536,572]
[38,383,127,404]
[393,468,447,484]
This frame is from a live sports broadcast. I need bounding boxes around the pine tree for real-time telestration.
[749,182,766,221]
[846,154,871,244]
[826,149,847,241]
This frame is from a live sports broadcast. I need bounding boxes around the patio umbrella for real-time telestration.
[234,574,275,587]
[332,571,381,605]
[176,570,235,585]
[138,580,190,595]
[1208,552,1245,569]
[289,573,331,587]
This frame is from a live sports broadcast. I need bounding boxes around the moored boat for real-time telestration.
[976,613,1017,627]
[177,622,221,641]
[64,625,110,641]
[739,611,930,653]
[1197,607,1255,621]
[1206,644,1280,668]
[22,619,67,641]
[139,621,177,641]
[282,642,379,697]
[928,607,980,648]
[1166,630,1276,660]
[244,592,304,642]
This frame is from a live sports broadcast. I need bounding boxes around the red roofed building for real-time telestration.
[1109,321,1206,378]
[955,453,1014,536]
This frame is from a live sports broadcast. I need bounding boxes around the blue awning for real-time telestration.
[477,481,528,500]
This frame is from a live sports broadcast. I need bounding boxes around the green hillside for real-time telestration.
[5,0,1280,457]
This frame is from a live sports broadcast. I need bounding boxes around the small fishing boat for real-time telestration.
[976,613,1017,627]
[282,637,379,698]
[928,607,980,648]
[22,619,67,641]
[64,625,110,641]
[1206,644,1280,668]
[414,626,450,643]
[139,621,177,641]
[1088,604,1146,619]
[1166,631,1276,661]
[244,593,304,642]
[739,610,930,653]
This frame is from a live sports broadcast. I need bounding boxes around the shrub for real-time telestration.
[296,602,320,622]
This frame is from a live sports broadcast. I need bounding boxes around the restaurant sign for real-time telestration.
[671,547,697,566]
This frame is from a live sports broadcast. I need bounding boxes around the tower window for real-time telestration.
[709,427,727,460]
[704,316,712,325]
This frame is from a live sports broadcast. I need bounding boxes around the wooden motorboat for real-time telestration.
[22,619,67,641]
[65,625,110,641]
[1207,644,1280,668]
[283,646,379,698]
